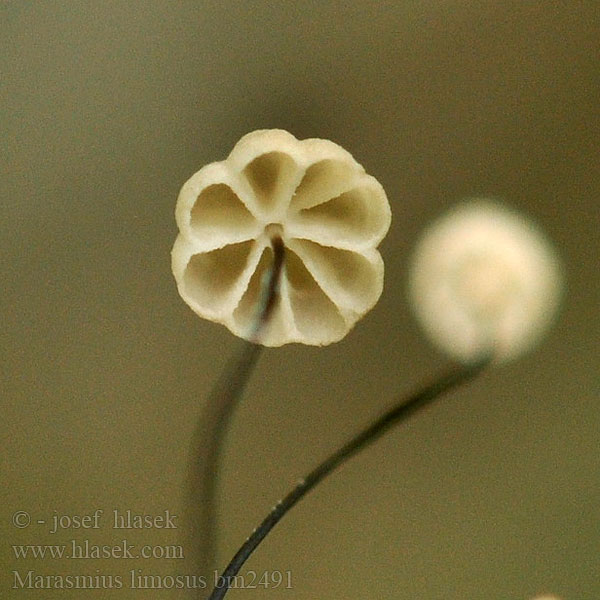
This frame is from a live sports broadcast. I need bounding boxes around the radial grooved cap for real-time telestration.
[172,129,391,346]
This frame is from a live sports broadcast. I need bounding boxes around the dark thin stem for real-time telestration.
[208,356,491,600]
[258,235,284,334]
[186,236,285,598]
[186,340,262,597]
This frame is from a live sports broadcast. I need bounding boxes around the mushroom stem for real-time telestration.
[251,234,285,342]
[186,235,285,598]
[208,354,492,600]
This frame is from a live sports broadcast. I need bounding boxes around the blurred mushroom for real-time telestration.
[408,199,564,363]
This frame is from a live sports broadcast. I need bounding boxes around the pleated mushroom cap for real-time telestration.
[172,129,391,346]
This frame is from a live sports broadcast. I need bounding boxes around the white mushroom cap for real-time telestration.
[408,199,564,363]
[172,129,391,346]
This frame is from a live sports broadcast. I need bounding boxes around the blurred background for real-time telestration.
[2,2,599,599]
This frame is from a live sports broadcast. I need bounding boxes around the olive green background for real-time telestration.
[2,2,599,599]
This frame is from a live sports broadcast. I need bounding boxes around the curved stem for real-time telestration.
[208,356,491,600]
[186,340,262,596]
[185,235,285,598]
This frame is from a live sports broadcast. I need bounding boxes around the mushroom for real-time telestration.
[172,129,391,346]
[408,199,564,363]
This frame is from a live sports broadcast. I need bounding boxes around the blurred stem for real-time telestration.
[186,235,285,597]
[186,340,262,596]
[208,355,491,600]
